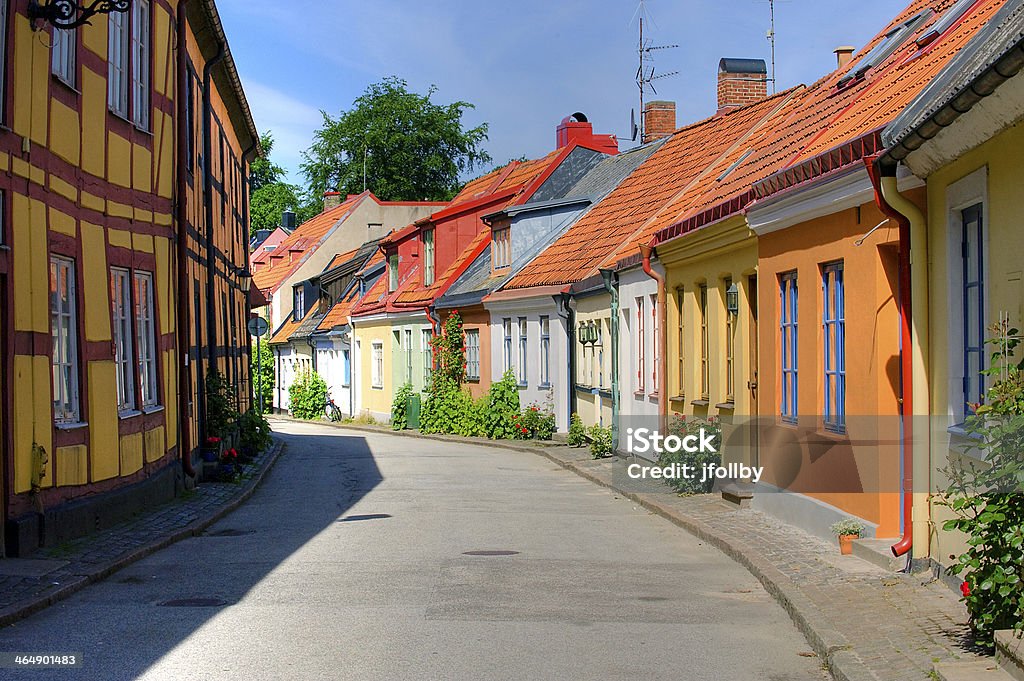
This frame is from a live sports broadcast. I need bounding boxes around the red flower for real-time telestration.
[961,581,970,597]
[206,436,221,444]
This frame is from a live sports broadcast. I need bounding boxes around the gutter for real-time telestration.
[639,244,668,433]
[554,293,576,430]
[599,269,620,451]
[175,0,195,479]
[866,156,928,559]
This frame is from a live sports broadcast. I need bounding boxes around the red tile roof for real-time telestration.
[250,226,291,266]
[269,306,315,345]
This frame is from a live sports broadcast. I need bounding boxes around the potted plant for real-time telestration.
[201,436,222,463]
[830,519,866,555]
[218,447,240,479]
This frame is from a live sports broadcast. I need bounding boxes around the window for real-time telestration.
[108,10,129,116]
[724,279,735,402]
[342,349,351,387]
[293,287,304,322]
[422,229,435,286]
[404,329,413,383]
[51,256,80,423]
[131,0,150,129]
[597,321,605,389]
[502,318,512,373]
[371,342,383,388]
[517,317,528,385]
[135,271,159,407]
[388,254,399,292]
[635,297,645,392]
[51,27,76,86]
[493,227,511,270]
[822,263,845,432]
[650,294,658,393]
[699,285,709,400]
[110,269,135,411]
[841,11,930,85]
[465,329,480,381]
[539,316,550,386]
[780,272,798,423]
[421,328,432,385]
[917,0,975,47]
[961,204,985,414]
[676,287,685,395]
[0,0,8,120]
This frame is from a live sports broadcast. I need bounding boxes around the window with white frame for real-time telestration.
[130,0,150,129]
[517,317,528,385]
[421,328,432,386]
[650,294,658,393]
[341,349,351,387]
[135,271,159,407]
[371,342,383,388]
[724,279,735,402]
[539,316,550,386]
[780,272,798,423]
[51,256,80,423]
[676,287,685,395]
[961,203,985,416]
[502,318,512,373]
[422,229,435,286]
[388,254,399,292]
[465,329,480,381]
[293,286,304,322]
[699,284,709,400]
[597,320,605,389]
[822,263,845,432]
[110,268,135,411]
[493,227,511,271]
[108,10,129,116]
[635,297,645,392]
[51,27,76,86]
[404,329,413,383]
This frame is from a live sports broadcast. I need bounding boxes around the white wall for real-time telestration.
[618,264,663,426]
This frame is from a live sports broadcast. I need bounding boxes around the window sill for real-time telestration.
[517,383,528,389]
[119,409,142,420]
[634,390,647,398]
[142,405,164,415]
[815,427,849,442]
[52,74,80,95]
[538,382,551,389]
[715,402,736,410]
[691,399,710,407]
[371,386,383,390]
[56,421,88,431]
[669,394,686,402]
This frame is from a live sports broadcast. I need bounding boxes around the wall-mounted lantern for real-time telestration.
[28,0,129,31]
[726,282,739,316]
[578,322,598,345]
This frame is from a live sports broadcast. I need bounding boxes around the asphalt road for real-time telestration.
[0,419,828,680]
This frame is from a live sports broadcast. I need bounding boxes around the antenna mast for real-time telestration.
[634,1,678,142]
[767,0,777,94]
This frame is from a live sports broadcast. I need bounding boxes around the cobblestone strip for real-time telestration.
[302,417,982,681]
[0,439,285,629]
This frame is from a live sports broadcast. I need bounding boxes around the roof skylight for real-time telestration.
[839,10,933,86]
[916,0,977,47]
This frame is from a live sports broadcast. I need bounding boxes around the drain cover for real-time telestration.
[158,598,228,607]
[462,550,520,556]
[204,528,253,537]
[337,514,392,522]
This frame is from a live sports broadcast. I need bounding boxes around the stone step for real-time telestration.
[996,630,1024,681]
[851,537,908,571]
[934,660,1014,681]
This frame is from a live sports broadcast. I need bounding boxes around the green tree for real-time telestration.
[251,338,275,413]
[300,77,491,202]
[249,132,317,236]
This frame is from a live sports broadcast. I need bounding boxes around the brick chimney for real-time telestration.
[717,58,768,115]
[642,101,676,143]
[323,191,342,212]
[834,46,856,70]
[556,113,619,155]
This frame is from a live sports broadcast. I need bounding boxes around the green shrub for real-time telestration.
[238,409,272,453]
[251,338,275,413]
[486,370,521,439]
[518,402,556,440]
[939,320,1024,648]
[205,369,238,439]
[454,394,489,438]
[657,415,722,495]
[391,382,414,430]
[288,368,328,420]
[588,424,613,459]
[567,413,587,447]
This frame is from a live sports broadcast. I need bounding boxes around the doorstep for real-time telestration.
[852,537,909,572]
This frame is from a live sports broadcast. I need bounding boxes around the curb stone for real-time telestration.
[0,439,285,630]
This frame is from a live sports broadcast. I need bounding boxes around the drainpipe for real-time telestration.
[307,335,317,372]
[554,293,576,431]
[640,244,668,433]
[175,0,195,479]
[599,268,621,452]
[866,156,928,559]
[202,39,226,430]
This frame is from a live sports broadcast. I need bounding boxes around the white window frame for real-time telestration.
[465,328,480,381]
[650,293,658,394]
[493,227,511,271]
[51,256,80,424]
[111,268,136,412]
[371,341,383,389]
[635,297,645,392]
[135,271,159,408]
[539,316,550,387]
[421,328,432,386]
[422,229,435,286]
[51,26,76,87]
[108,10,129,116]
[388,254,399,292]
[404,328,413,383]
[517,317,528,386]
[130,0,151,130]
[502,318,512,374]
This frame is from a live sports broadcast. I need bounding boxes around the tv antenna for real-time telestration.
[762,0,787,94]
[632,1,678,142]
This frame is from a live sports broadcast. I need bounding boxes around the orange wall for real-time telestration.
[442,306,492,400]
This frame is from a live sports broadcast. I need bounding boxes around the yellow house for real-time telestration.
[351,293,396,422]
[881,1,1024,566]
[1,0,256,556]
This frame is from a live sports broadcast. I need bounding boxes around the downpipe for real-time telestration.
[202,39,226,433]
[175,0,195,479]
[600,269,621,452]
[640,244,668,433]
[555,293,576,432]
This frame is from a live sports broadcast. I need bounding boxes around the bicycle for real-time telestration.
[325,393,343,422]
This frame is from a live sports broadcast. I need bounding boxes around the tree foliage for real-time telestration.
[251,338,275,413]
[300,77,491,202]
[249,132,317,236]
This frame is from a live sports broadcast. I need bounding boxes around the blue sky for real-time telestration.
[218,0,905,186]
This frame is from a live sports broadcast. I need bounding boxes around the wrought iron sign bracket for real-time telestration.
[28,0,130,31]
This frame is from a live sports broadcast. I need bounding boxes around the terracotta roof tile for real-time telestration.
[269,306,316,345]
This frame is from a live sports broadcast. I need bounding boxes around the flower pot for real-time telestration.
[201,449,219,463]
[838,534,858,555]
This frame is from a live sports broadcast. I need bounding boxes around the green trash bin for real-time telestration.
[406,393,421,430]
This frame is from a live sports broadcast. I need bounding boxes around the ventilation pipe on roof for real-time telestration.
[834,46,856,70]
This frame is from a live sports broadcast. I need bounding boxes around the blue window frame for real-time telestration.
[780,272,798,423]
[342,349,351,387]
[822,262,846,433]
[962,203,985,413]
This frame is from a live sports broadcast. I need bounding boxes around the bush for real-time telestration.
[939,320,1024,649]
[486,370,521,439]
[588,425,613,458]
[238,409,272,454]
[518,402,556,440]
[454,394,489,438]
[391,382,414,430]
[251,338,275,413]
[567,413,587,447]
[288,368,328,420]
[205,369,238,439]
[657,415,722,495]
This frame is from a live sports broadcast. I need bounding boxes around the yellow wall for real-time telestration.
[574,295,613,428]
[354,319,394,419]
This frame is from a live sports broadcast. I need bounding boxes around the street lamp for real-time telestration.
[726,282,740,316]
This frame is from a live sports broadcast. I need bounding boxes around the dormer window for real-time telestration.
[293,286,304,322]
[423,229,435,286]
[838,10,931,87]
[493,227,511,271]
[388,254,399,292]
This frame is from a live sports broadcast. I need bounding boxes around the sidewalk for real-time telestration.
[319,417,984,681]
[0,439,284,629]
